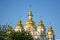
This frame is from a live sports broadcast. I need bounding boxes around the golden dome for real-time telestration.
[7,30,12,35]
[8,25,12,31]
[25,19,35,25]
[16,20,23,29]
[47,26,54,35]
[7,25,12,35]
[25,11,35,26]
[37,20,45,29]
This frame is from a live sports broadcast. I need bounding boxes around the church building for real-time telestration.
[15,10,55,40]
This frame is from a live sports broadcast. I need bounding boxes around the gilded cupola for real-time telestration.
[16,20,23,29]
[25,11,35,26]
[7,25,12,35]
[37,20,45,29]
[47,25,54,35]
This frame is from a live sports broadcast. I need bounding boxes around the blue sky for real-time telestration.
[0,0,60,39]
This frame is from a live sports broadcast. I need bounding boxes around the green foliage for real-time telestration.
[10,31,33,40]
[0,24,8,40]
[0,24,33,40]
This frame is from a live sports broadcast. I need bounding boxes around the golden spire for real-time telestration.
[25,4,35,26]
[16,20,23,29]
[28,4,33,17]
[47,25,54,35]
[28,4,33,18]
[37,19,45,29]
